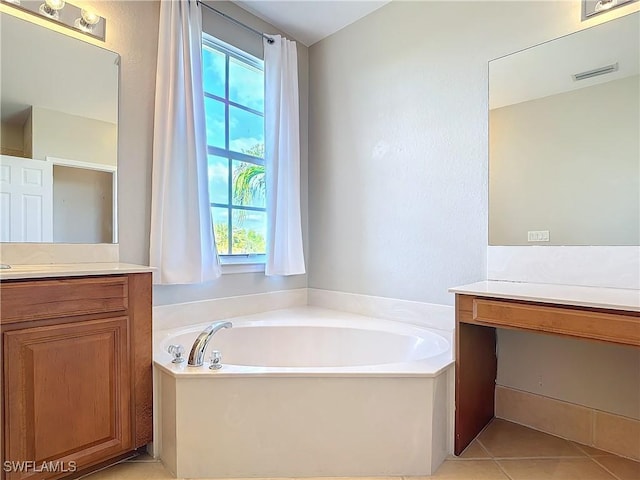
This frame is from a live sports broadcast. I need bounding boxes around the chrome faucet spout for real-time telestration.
[187,321,232,366]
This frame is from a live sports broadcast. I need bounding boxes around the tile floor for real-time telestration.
[83,419,639,480]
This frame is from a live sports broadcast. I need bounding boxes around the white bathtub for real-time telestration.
[154,307,454,478]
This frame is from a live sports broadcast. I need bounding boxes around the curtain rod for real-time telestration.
[197,1,275,44]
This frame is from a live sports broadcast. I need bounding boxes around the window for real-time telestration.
[202,35,266,262]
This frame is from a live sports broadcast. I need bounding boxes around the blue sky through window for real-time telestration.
[203,36,266,256]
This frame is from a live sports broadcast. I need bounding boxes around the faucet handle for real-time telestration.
[168,344,185,363]
[209,350,222,370]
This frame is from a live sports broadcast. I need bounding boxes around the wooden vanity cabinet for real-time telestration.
[0,273,152,480]
[454,293,640,456]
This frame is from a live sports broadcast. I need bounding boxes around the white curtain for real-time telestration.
[263,35,306,276]
[150,0,221,284]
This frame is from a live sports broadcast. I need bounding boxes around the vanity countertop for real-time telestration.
[449,280,640,312]
[0,262,155,281]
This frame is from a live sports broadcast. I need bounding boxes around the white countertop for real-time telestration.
[449,281,640,312]
[0,262,155,280]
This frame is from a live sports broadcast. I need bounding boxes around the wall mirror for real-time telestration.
[0,12,119,243]
[489,12,639,246]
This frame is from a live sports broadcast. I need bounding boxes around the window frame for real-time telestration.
[202,34,266,269]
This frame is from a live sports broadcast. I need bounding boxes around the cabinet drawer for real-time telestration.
[0,276,128,324]
[470,298,640,346]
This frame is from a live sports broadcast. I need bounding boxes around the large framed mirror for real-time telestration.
[0,12,119,243]
[489,12,639,246]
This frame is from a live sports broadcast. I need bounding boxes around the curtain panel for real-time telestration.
[264,35,306,276]
[150,0,221,284]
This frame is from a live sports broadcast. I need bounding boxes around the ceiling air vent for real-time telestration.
[572,62,619,81]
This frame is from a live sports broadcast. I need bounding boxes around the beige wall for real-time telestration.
[23,111,32,158]
[497,329,640,420]
[53,166,113,243]
[0,122,24,156]
[490,75,640,246]
[31,107,117,166]
[308,1,639,418]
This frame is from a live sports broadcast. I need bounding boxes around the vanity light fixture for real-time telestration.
[0,0,106,41]
[38,0,64,20]
[582,0,638,19]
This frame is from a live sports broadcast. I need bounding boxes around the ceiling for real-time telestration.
[490,12,639,109]
[0,13,119,126]
[235,0,391,46]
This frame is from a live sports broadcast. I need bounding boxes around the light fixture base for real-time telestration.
[1,0,106,41]
[582,0,639,20]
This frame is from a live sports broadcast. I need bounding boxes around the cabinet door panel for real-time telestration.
[3,317,131,480]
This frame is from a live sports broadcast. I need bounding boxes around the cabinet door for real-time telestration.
[3,317,131,480]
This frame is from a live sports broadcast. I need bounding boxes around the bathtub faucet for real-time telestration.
[187,321,232,367]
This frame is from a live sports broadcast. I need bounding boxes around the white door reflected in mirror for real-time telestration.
[0,155,53,242]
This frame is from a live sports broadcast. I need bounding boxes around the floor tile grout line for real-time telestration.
[571,442,608,459]
[589,456,625,480]
[476,438,493,458]
[492,458,516,480]
[446,457,501,461]
[475,438,492,458]
[491,455,602,460]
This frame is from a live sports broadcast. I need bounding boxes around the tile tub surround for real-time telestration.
[83,420,640,480]
[308,288,455,332]
[153,288,455,333]
[152,288,308,330]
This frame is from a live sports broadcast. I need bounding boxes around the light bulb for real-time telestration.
[45,0,65,9]
[74,8,101,33]
[594,0,617,11]
[39,0,65,19]
[81,9,100,26]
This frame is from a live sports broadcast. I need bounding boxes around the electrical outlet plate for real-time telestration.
[527,230,550,242]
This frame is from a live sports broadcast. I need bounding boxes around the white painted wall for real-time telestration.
[308,0,638,306]
[308,1,639,418]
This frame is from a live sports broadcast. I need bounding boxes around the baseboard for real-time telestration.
[496,385,640,461]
